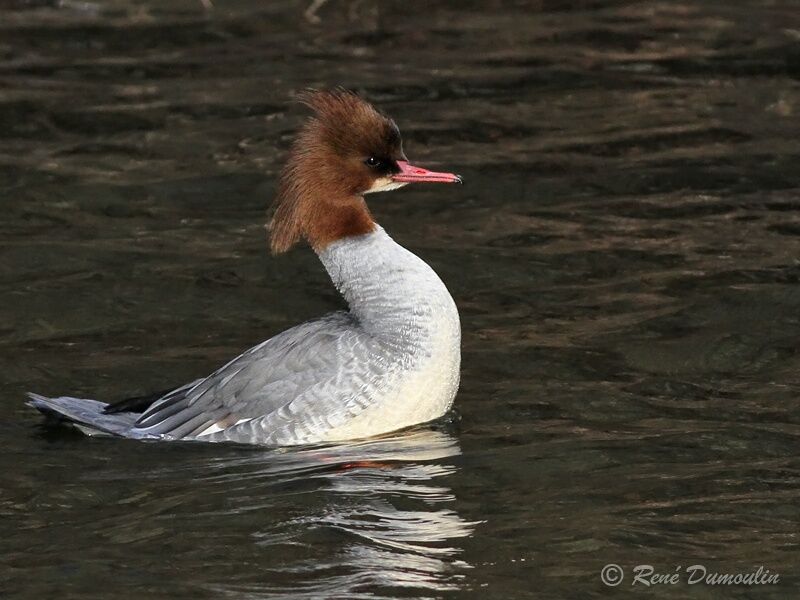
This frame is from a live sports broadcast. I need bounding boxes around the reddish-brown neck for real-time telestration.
[269,170,376,254]
[304,196,376,252]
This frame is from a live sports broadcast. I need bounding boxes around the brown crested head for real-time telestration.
[269,89,461,254]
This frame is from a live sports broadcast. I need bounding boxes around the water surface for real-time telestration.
[2,1,800,598]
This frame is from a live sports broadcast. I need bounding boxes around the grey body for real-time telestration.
[28,227,461,446]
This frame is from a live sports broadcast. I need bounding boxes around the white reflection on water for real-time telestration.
[199,429,479,599]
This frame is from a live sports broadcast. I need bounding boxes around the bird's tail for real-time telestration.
[27,393,142,438]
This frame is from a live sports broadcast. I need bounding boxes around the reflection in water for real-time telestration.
[4,428,476,599]
[189,430,475,598]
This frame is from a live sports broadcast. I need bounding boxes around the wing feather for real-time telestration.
[133,312,388,441]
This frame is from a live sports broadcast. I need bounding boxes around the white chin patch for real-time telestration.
[364,177,408,194]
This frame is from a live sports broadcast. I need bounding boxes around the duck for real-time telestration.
[27,89,463,446]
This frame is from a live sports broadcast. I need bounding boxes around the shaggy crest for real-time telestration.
[268,89,405,254]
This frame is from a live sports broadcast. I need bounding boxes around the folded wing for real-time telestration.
[132,312,391,444]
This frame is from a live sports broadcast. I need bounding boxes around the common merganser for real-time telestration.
[28,89,463,446]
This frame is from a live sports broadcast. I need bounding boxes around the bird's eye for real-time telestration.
[365,157,382,168]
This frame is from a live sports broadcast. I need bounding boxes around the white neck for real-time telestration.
[317,226,459,338]
[315,225,462,438]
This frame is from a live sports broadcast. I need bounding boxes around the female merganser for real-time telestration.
[28,89,463,446]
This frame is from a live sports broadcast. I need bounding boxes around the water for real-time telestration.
[2,0,799,597]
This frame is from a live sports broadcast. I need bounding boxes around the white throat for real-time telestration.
[363,178,408,194]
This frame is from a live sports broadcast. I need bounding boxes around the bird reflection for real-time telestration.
[200,427,477,598]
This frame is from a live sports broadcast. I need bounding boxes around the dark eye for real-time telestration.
[365,157,383,168]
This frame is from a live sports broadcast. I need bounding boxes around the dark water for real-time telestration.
[2,0,800,598]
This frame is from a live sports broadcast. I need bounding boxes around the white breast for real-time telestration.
[317,226,461,441]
